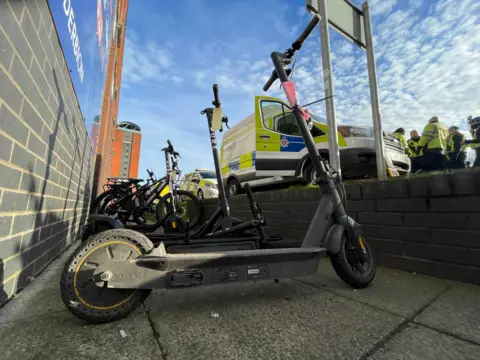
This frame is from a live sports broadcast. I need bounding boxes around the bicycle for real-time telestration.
[91,140,201,232]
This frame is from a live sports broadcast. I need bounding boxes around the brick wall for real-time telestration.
[199,169,480,285]
[0,0,94,306]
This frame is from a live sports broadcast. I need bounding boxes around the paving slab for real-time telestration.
[2,244,479,360]
[145,279,403,360]
[414,284,480,345]
[0,308,162,360]
[368,324,480,360]
[0,244,79,324]
[42,244,79,272]
[0,266,65,324]
[298,258,450,318]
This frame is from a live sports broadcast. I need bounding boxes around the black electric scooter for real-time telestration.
[60,18,375,323]
[81,96,279,247]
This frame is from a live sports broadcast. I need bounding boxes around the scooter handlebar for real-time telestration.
[263,69,279,92]
[212,84,220,108]
[264,16,319,92]
[291,16,319,51]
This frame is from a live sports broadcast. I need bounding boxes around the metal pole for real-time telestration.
[317,0,341,176]
[362,1,387,180]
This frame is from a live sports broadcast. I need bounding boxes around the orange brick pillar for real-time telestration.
[93,0,129,196]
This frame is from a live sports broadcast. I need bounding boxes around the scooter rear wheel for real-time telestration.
[60,229,154,324]
[330,233,376,288]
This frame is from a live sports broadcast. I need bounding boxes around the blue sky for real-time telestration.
[116,0,480,177]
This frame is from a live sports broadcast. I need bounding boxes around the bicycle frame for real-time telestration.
[102,146,182,222]
[103,177,167,216]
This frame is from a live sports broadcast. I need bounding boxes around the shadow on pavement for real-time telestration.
[0,260,7,306]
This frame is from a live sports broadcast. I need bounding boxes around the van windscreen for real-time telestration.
[199,172,216,179]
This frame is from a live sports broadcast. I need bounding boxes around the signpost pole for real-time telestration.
[362,1,387,180]
[317,0,341,176]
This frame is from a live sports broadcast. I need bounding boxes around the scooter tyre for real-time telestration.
[330,233,376,289]
[60,229,154,324]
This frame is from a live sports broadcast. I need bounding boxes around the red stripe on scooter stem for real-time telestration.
[282,81,297,107]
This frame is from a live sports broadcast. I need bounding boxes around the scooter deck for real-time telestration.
[146,232,282,245]
[95,244,326,290]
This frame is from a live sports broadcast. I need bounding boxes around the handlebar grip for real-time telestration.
[292,16,319,50]
[263,69,278,92]
[166,139,175,153]
[212,84,220,107]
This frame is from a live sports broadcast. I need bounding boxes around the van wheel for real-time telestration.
[227,179,240,196]
[303,164,317,184]
[197,189,204,200]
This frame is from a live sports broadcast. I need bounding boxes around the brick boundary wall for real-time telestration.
[198,169,480,285]
[0,0,95,306]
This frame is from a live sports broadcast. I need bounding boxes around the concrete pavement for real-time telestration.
[0,242,479,360]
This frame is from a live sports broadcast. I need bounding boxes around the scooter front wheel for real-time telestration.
[60,229,154,324]
[330,232,376,288]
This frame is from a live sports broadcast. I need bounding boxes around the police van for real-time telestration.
[220,96,410,195]
[178,169,219,199]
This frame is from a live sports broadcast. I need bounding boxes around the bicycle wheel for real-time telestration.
[91,190,117,215]
[155,190,201,230]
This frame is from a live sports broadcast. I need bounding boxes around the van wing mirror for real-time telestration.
[211,107,223,130]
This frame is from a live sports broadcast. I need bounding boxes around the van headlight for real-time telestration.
[205,183,217,190]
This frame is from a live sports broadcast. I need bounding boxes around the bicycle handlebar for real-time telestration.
[162,139,180,157]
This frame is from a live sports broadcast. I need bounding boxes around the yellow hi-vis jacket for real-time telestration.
[418,122,449,152]
[392,132,409,154]
[447,132,467,153]
[407,137,423,157]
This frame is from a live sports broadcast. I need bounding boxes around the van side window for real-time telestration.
[310,125,326,137]
[261,101,301,136]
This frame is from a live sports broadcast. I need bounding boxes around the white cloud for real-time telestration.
[369,0,398,16]
[408,0,422,9]
[251,59,269,72]
[194,70,208,87]
[122,31,183,86]
[285,0,480,134]
[171,76,184,86]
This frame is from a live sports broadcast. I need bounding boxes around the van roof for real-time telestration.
[222,112,255,138]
